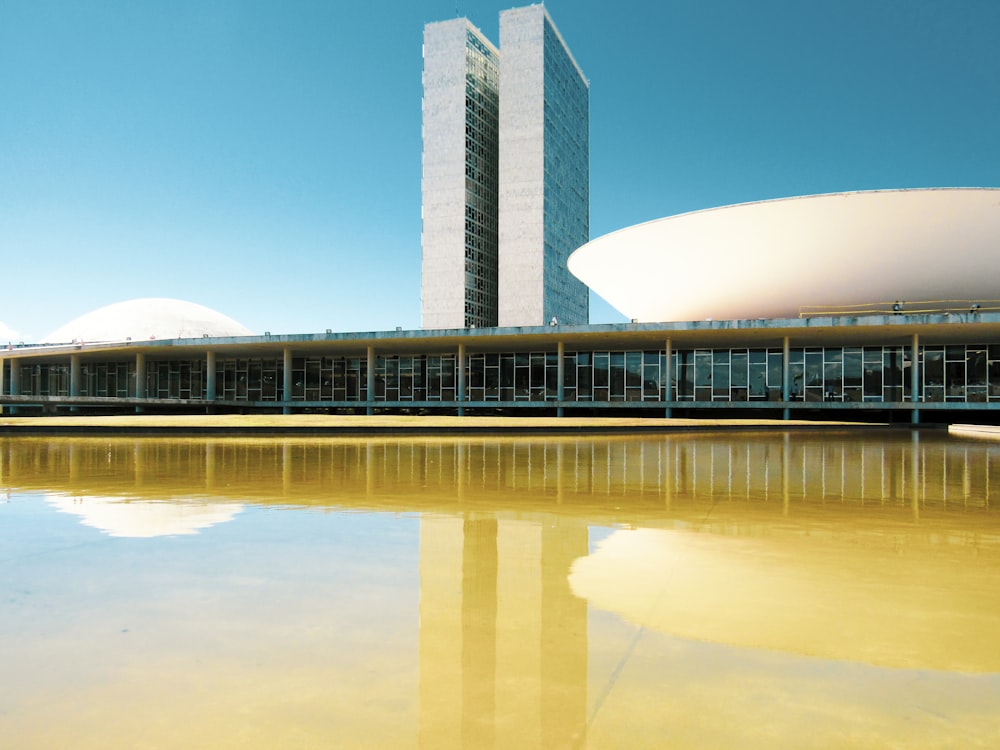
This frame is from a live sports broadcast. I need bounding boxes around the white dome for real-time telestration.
[43,298,254,343]
[568,187,1000,322]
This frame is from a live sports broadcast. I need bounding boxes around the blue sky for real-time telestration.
[2,0,998,341]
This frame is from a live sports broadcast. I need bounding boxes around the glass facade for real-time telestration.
[9,344,1000,409]
[541,15,589,326]
[463,30,500,328]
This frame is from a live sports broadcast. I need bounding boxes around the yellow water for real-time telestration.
[2,430,999,748]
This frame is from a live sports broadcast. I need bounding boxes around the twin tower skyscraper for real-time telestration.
[421,5,589,329]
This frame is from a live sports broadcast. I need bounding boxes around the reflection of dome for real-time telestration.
[568,188,1000,322]
[46,494,243,537]
[42,298,253,343]
[569,527,1000,672]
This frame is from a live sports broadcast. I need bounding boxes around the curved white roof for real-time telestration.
[568,188,1000,322]
[43,298,253,344]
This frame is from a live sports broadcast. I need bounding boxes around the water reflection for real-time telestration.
[44,493,242,537]
[3,430,997,517]
[2,430,1000,748]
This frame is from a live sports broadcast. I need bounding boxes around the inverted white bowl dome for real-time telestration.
[568,188,1000,322]
[43,298,254,343]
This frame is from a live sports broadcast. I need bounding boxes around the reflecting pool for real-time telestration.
[2,430,1000,748]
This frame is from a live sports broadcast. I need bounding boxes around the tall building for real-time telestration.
[421,5,589,330]
[497,5,589,328]
[421,18,500,329]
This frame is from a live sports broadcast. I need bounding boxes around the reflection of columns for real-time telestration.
[134,442,144,489]
[556,442,564,504]
[205,442,216,491]
[366,346,375,416]
[69,442,80,483]
[662,440,673,510]
[206,351,217,403]
[782,432,790,515]
[283,442,291,497]
[664,338,673,417]
[366,442,374,500]
[457,343,466,416]
[911,333,920,425]
[282,348,292,415]
[911,430,920,520]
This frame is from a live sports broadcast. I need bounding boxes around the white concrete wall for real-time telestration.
[421,20,477,330]
[498,6,547,327]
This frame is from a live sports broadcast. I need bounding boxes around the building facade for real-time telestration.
[497,5,589,327]
[421,19,500,329]
[5,314,1000,423]
[421,5,589,330]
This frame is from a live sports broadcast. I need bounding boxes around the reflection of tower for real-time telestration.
[419,515,588,748]
[541,522,588,749]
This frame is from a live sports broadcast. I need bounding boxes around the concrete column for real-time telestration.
[366,346,375,416]
[911,333,920,425]
[206,351,217,403]
[282,348,292,415]
[69,354,81,413]
[134,353,145,414]
[134,353,146,398]
[0,357,5,416]
[664,338,673,418]
[556,341,565,417]
[8,361,19,416]
[457,343,466,416]
[782,336,790,421]
[70,354,81,397]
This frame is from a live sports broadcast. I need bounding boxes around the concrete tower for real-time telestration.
[421,5,589,330]
[421,19,500,329]
[498,5,589,327]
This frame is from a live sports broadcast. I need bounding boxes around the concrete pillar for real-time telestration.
[782,336,791,421]
[206,351,217,403]
[69,354,81,413]
[282,348,292,415]
[0,357,4,416]
[134,353,146,398]
[556,341,565,417]
[8,360,20,416]
[664,338,673,418]
[366,346,375,416]
[457,343,466,416]
[134,352,145,414]
[70,354,81,397]
[910,333,920,425]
